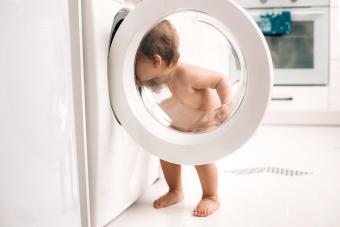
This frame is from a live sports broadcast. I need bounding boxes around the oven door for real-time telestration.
[249,7,329,85]
[108,0,273,165]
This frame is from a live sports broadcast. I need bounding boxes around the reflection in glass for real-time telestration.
[263,21,314,69]
[135,11,247,133]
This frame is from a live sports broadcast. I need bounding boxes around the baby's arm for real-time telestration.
[183,66,232,123]
[215,77,231,106]
[185,67,231,105]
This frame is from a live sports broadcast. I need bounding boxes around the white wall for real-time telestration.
[330,2,340,111]
[0,1,86,226]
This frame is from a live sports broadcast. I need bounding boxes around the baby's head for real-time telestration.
[135,20,180,82]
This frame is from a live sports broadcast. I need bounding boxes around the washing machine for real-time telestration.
[82,1,160,227]
[82,0,272,226]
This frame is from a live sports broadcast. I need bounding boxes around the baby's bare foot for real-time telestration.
[153,190,183,209]
[193,196,220,217]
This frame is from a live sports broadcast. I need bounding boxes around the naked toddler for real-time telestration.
[135,20,232,217]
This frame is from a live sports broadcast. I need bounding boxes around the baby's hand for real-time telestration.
[214,103,231,123]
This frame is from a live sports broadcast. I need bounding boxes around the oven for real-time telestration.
[238,0,330,86]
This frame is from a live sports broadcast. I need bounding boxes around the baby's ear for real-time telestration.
[152,54,162,68]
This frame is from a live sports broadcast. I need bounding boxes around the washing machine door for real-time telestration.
[108,0,273,165]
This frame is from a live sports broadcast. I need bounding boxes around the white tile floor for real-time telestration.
[106,126,340,227]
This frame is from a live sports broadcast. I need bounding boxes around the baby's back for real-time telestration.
[160,63,222,132]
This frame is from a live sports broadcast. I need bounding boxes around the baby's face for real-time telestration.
[135,55,159,82]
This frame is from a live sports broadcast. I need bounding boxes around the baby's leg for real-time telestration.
[153,159,184,209]
[193,163,220,217]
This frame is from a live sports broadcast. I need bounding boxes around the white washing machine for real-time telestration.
[82,0,272,226]
[82,1,160,227]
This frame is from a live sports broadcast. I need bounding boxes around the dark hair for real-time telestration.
[138,20,180,66]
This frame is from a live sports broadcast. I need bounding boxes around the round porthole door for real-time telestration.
[108,0,273,165]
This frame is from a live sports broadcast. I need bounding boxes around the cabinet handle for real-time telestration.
[271,97,294,101]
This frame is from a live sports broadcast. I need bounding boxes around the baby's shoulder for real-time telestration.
[176,63,222,80]
[176,63,207,78]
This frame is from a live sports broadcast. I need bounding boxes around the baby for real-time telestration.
[135,20,232,217]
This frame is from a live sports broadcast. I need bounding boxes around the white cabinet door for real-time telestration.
[0,0,83,226]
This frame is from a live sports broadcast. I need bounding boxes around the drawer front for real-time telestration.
[269,86,329,111]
